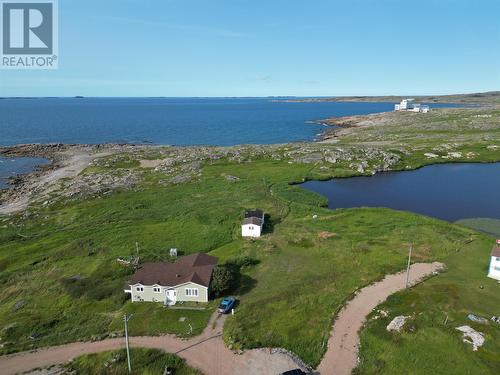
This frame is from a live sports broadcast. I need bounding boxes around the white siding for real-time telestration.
[130,284,165,302]
[488,256,500,280]
[242,223,262,237]
[128,282,209,303]
[175,282,209,302]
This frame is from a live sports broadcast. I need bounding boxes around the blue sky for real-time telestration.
[1,0,499,97]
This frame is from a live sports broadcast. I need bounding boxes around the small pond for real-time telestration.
[301,163,500,222]
[0,156,50,189]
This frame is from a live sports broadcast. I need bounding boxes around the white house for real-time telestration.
[124,253,218,305]
[395,98,415,111]
[242,209,265,238]
[395,99,430,113]
[487,244,500,281]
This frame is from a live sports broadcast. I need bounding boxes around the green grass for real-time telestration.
[456,218,500,237]
[223,206,481,365]
[0,107,499,373]
[64,348,202,375]
[0,158,319,354]
[355,235,500,374]
[109,301,216,337]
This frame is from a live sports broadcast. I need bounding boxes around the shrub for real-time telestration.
[226,255,259,269]
[210,265,237,297]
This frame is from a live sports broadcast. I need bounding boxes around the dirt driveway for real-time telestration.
[0,312,303,375]
[0,263,443,375]
[317,262,444,375]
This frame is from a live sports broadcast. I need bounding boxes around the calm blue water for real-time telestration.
[0,157,50,189]
[301,163,500,221]
[0,97,456,146]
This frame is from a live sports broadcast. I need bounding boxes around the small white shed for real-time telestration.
[242,209,265,238]
[487,244,500,280]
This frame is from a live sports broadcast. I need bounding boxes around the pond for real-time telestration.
[301,163,500,222]
[0,156,50,189]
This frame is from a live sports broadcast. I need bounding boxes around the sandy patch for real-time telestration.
[139,159,165,168]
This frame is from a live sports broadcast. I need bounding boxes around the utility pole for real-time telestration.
[123,314,133,374]
[405,244,413,288]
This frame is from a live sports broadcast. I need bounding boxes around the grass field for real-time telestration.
[63,348,202,375]
[356,235,500,374]
[456,218,500,237]
[222,206,491,365]
[0,107,499,372]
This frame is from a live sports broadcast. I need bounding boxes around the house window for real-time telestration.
[496,257,500,261]
[185,288,198,297]
[494,266,500,271]
[136,286,144,292]
[249,226,253,230]
[153,287,161,293]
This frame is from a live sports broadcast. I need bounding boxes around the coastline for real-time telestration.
[0,144,139,214]
[271,90,500,105]
[1,105,499,215]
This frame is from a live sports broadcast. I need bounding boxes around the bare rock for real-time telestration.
[456,326,485,351]
[12,300,27,312]
[387,315,407,332]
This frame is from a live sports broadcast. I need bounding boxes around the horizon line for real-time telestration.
[1,90,499,99]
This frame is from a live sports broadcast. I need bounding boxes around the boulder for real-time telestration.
[386,315,407,332]
[456,326,485,351]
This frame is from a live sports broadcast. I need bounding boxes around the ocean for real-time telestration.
[0,97,451,146]
[0,97,458,188]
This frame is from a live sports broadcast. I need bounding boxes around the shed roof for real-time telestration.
[129,253,218,288]
[491,246,500,258]
[243,217,263,226]
[245,209,264,219]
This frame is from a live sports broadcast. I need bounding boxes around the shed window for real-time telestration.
[185,288,199,297]
[136,286,144,292]
[153,287,161,293]
[495,266,500,271]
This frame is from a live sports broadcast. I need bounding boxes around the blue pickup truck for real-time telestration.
[218,297,236,314]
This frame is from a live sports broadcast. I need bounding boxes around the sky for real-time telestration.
[1,0,499,97]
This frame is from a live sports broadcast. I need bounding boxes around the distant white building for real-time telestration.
[242,209,265,238]
[395,98,414,111]
[487,243,500,281]
[395,98,429,113]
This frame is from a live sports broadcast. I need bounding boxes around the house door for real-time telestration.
[166,289,177,306]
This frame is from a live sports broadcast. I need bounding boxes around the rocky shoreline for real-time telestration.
[315,111,398,142]
[0,143,149,214]
[0,133,404,215]
[0,109,402,209]
[4,105,495,215]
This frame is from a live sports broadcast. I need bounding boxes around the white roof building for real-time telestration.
[395,99,430,113]
[488,244,500,281]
